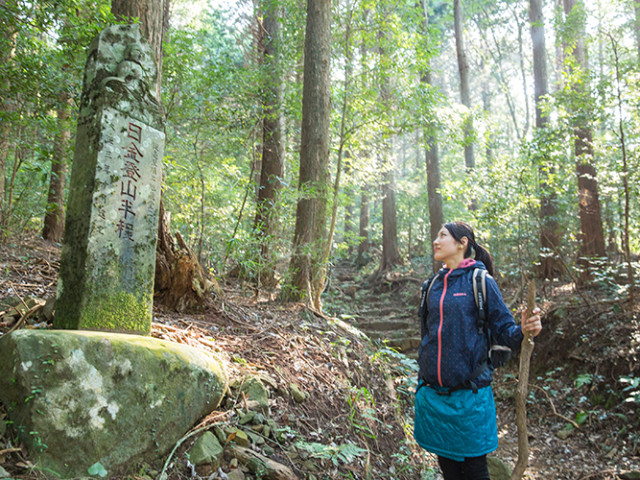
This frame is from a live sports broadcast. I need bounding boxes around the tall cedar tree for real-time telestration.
[254,0,284,287]
[42,91,70,242]
[529,0,561,279]
[562,0,606,272]
[420,0,444,273]
[378,2,402,272]
[0,2,16,235]
[453,0,475,172]
[285,0,332,303]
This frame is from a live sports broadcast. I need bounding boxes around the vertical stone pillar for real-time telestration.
[55,25,164,334]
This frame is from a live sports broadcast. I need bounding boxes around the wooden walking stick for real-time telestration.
[510,280,536,480]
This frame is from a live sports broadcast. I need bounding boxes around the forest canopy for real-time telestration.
[1,0,639,304]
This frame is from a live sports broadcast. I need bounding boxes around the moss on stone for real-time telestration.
[80,290,151,334]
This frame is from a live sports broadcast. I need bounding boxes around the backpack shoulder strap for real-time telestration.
[472,268,488,335]
[419,274,437,337]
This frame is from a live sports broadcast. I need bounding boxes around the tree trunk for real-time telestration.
[283,0,332,303]
[377,3,401,273]
[42,92,70,242]
[420,1,444,273]
[635,0,640,65]
[356,189,370,267]
[111,0,170,100]
[343,154,356,254]
[514,8,530,139]
[530,0,561,280]
[254,0,284,288]
[0,14,16,238]
[562,0,606,271]
[380,165,402,271]
[453,0,475,172]
[610,34,636,309]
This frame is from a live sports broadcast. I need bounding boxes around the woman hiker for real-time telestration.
[414,221,542,480]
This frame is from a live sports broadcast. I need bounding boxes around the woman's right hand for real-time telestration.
[520,307,542,337]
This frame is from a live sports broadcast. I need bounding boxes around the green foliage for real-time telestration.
[620,376,640,403]
[88,461,108,478]
[294,440,368,467]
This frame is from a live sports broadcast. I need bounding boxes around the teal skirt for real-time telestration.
[413,383,498,461]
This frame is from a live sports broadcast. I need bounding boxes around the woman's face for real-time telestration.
[433,227,463,263]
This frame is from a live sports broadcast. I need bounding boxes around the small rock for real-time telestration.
[227,469,246,480]
[620,471,640,480]
[487,456,511,480]
[290,383,306,403]
[246,430,265,445]
[239,411,257,425]
[225,428,250,447]
[240,376,270,412]
[229,458,239,469]
[214,425,227,444]
[0,465,10,479]
[42,296,56,321]
[556,425,574,440]
[188,431,224,469]
[263,445,275,456]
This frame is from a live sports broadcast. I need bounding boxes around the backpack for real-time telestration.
[419,268,512,370]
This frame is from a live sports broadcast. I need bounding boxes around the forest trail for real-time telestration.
[325,262,423,354]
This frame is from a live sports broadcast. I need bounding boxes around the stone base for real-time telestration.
[0,329,228,478]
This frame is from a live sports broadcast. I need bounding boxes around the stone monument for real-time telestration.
[55,24,164,334]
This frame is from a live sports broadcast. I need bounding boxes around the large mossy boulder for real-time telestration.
[0,329,228,478]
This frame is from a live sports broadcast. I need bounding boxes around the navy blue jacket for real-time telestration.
[417,260,523,389]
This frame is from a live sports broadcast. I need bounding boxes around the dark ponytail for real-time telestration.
[443,221,495,276]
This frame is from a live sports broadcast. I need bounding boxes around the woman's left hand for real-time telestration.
[521,307,542,337]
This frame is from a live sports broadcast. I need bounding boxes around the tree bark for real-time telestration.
[284,0,332,303]
[420,0,444,273]
[343,153,356,254]
[530,0,561,279]
[111,0,170,100]
[453,0,475,172]
[514,8,530,139]
[254,0,284,288]
[635,0,640,65]
[380,166,402,271]
[42,92,70,242]
[378,6,401,273]
[610,34,636,309]
[0,10,16,238]
[562,0,606,270]
[356,189,370,267]
[313,0,355,308]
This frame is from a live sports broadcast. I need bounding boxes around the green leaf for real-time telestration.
[88,461,108,478]
[575,411,588,426]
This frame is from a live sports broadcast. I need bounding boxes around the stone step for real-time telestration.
[366,328,420,340]
[369,335,421,353]
[354,319,417,331]
[358,306,400,316]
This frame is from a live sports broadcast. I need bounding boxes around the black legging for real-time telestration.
[437,455,490,480]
